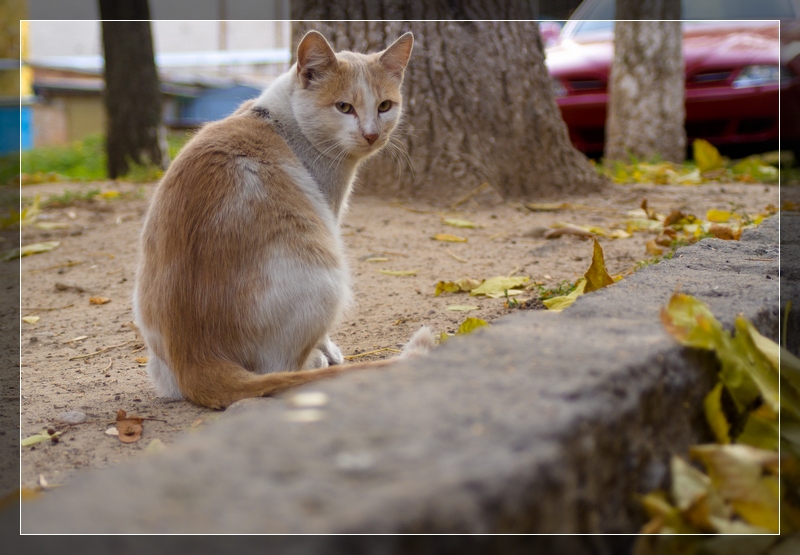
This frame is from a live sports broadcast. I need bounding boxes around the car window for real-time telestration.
[569,0,796,37]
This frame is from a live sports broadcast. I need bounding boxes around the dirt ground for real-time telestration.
[18,178,779,490]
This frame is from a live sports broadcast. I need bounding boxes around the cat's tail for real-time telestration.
[178,326,436,410]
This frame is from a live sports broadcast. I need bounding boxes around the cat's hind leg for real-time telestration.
[146,353,183,399]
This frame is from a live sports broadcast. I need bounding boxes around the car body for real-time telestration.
[544,0,800,157]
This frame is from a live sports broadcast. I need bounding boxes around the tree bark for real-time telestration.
[99,1,167,178]
[291,7,606,201]
[605,0,685,163]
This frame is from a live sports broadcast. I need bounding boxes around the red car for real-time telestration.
[545,0,800,158]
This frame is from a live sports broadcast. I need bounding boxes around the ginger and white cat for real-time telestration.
[133,31,432,409]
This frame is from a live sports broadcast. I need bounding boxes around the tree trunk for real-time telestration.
[291,6,606,202]
[99,0,167,179]
[605,0,685,163]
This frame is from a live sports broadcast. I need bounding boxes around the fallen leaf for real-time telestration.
[457,317,488,334]
[104,427,119,436]
[33,222,69,230]
[100,190,120,199]
[706,209,732,223]
[544,224,595,240]
[608,229,631,239]
[89,296,111,305]
[443,218,478,229]
[2,241,60,261]
[708,224,736,241]
[694,139,724,172]
[524,202,572,212]
[583,238,614,293]
[484,289,524,299]
[690,444,779,532]
[21,429,61,447]
[115,409,143,443]
[135,357,148,365]
[432,233,467,242]
[364,257,389,263]
[645,239,664,256]
[704,382,731,444]
[378,269,417,276]
[470,276,529,297]
[542,279,586,312]
[446,305,480,311]
[22,316,40,324]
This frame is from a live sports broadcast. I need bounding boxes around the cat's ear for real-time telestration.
[379,32,414,80]
[296,31,338,88]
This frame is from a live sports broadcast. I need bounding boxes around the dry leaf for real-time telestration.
[470,276,529,297]
[542,279,587,312]
[3,241,60,261]
[21,429,61,447]
[694,138,724,172]
[432,233,468,242]
[89,296,111,305]
[583,238,614,293]
[524,202,572,212]
[446,305,480,311]
[457,317,489,334]
[708,224,735,241]
[135,357,148,364]
[544,224,595,240]
[645,239,664,256]
[706,209,732,223]
[115,409,143,443]
[364,257,389,263]
[22,316,40,324]
[378,269,417,276]
[443,218,478,229]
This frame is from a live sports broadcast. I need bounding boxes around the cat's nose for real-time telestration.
[363,132,379,146]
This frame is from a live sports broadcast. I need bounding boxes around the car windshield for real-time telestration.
[570,0,796,37]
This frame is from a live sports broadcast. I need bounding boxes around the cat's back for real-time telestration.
[141,107,340,270]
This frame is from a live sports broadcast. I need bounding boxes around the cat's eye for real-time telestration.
[336,102,353,114]
[378,100,393,113]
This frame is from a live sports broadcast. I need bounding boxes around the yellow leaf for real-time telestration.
[484,289,524,299]
[608,229,631,239]
[524,202,573,212]
[706,209,732,223]
[33,222,70,230]
[364,257,389,263]
[20,194,41,227]
[89,296,111,305]
[704,383,731,444]
[435,281,461,296]
[100,190,120,199]
[693,138,724,172]
[660,293,727,351]
[645,239,664,256]
[2,241,60,261]
[457,317,488,334]
[583,238,614,293]
[690,444,779,532]
[22,316,40,324]
[469,276,529,297]
[443,218,478,229]
[542,279,586,312]
[22,429,61,447]
[433,233,467,242]
[455,278,482,291]
[446,305,480,311]
[378,269,417,276]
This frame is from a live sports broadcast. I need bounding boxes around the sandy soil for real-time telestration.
[18,178,778,490]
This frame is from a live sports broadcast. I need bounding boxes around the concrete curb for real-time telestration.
[18,215,786,535]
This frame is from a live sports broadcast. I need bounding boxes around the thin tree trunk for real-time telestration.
[99,1,167,178]
[291,10,606,201]
[605,0,685,163]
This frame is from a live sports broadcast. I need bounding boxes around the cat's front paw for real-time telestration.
[317,336,344,366]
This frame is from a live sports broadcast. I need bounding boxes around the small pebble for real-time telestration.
[56,410,87,425]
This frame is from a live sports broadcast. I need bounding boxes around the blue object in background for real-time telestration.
[177,85,261,126]
[0,104,31,155]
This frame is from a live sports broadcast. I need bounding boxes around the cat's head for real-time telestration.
[291,31,413,160]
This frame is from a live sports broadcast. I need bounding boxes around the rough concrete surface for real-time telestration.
[13,215,787,539]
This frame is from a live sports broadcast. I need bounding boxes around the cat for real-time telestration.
[133,30,433,410]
